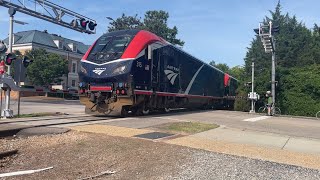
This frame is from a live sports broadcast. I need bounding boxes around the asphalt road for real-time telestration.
[101,110,320,140]
[5,99,84,115]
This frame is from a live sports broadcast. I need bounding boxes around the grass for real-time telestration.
[161,122,219,134]
[13,112,63,118]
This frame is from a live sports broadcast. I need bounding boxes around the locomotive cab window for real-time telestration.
[87,35,133,64]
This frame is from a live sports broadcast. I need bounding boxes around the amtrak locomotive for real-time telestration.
[78,29,237,116]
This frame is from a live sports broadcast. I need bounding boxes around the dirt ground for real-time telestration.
[0,131,191,180]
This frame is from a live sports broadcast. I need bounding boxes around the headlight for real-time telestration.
[113,65,126,74]
[79,82,86,88]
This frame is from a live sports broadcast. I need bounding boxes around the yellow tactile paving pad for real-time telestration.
[70,124,154,138]
[166,136,320,170]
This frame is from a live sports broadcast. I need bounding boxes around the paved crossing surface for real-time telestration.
[2,103,320,170]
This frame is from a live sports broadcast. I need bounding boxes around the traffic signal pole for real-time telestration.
[271,40,276,110]
[0,0,97,118]
[254,21,278,115]
[2,8,16,118]
[250,61,255,113]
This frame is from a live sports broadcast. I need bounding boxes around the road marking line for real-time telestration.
[243,116,271,122]
[154,116,188,122]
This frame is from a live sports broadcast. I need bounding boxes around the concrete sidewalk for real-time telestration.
[166,126,320,170]
[192,126,320,155]
[70,123,320,170]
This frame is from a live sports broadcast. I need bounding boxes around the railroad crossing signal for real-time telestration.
[254,21,280,53]
[4,53,16,65]
[0,61,5,75]
[0,0,98,118]
[0,0,97,34]
[80,18,88,29]
[88,21,97,31]
[22,56,33,67]
[253,21,280,115]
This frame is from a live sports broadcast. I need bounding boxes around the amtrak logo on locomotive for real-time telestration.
[93,68,106,75]
[164,65,180,85]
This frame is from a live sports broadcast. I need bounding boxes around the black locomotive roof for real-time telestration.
[103,29,140,37]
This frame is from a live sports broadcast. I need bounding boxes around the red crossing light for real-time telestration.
[5,53,16,65]
[80,19,88,29]
[0,61,5,74]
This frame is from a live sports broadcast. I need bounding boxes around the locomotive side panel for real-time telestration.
[131,52,151,90]
[158,46,181,93]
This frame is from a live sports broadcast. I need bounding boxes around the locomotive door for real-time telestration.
[159,47,180,93]
[151,49,160,90]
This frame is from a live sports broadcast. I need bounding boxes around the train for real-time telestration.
[78,29,238,116]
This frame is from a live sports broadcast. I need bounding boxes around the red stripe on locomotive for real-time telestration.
[224,73,230,87]
[90,86,112,91]
[82,40,97,60]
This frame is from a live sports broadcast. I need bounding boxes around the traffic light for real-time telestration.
[22,56,33,67]
[80,18,88,29]
[4,53,16,65]
[88,21,97,31]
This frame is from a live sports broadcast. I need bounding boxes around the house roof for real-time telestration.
[3,30,89,54]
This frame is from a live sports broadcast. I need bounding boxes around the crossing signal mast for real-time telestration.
[254,21,279,114]
[0,0,97,118]
[0,0,97,34]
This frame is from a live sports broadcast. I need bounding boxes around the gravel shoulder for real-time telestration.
[0,131,320,180]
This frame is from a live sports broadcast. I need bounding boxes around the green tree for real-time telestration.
[229,65,244,80]
[25,49,68,87]
[214,63,230,73]
[107,10,184,46]
[108,14,144,32]
[209,60,216,66]
[243,1,320,116]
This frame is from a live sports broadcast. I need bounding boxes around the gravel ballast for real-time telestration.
[0,131,320,179]
[170,150,320,180]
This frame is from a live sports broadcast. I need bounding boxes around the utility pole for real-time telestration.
[271,37,276,108]
[250,61,255,113]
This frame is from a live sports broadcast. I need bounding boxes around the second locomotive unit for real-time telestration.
[78,29,237,116]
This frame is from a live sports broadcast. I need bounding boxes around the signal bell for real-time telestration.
[22,56,33,67]
[5,53,16,65]
[71,19,78,28]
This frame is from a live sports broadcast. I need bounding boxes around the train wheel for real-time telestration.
[121,106,130,117]
[134,106,150,116]
[163,108,170,113]
[142,109,150,115]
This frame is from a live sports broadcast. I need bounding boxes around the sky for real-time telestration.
[0,0,319,67]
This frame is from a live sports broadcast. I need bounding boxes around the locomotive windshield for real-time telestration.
[87,35,133,63]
